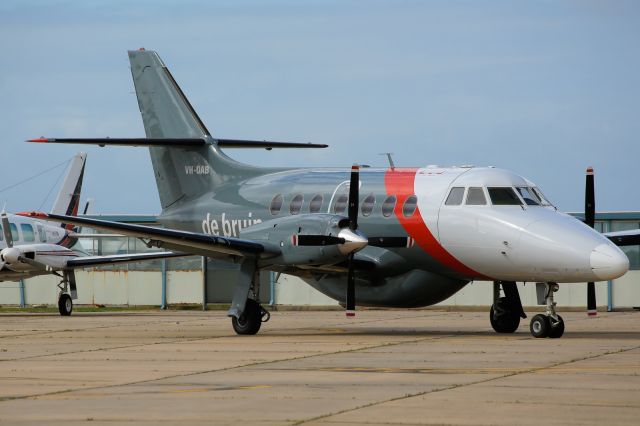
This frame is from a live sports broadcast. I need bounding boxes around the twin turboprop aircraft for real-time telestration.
[2,152,182,315]
[22,49,634,338]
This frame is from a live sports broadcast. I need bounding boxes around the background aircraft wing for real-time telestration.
[604,229,640,246]
[20,212,275,259]
[66,251,186,268]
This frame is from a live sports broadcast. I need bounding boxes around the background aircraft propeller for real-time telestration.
[585,167,597,317]
[1,212,14,248]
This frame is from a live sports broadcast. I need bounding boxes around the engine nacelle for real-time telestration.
[241,214,353,266]
[0,247,24,264]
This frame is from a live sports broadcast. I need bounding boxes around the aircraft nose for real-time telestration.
[590,243,629,281]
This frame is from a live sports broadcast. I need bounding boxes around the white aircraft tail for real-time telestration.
[50,152,86,217]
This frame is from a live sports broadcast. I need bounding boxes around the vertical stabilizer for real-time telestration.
[50,152,86,218]
[128,49,264,210]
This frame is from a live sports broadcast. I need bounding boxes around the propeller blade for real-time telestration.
[293,235,345,246]
[1,213,13,248]
[368,236,415,248]
[585,167,597,317]
[346,253,356,317]
[348,165,359,231]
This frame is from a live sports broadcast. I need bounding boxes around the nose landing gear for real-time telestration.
[530,282,564,338]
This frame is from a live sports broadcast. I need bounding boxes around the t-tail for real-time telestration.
[28,49,327,212]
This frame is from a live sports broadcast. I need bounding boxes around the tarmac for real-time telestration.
[0,309,638,425]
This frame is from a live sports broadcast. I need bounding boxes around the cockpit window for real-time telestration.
[532,187,553,206]
[445,187,465,206]
[466,187,487,205]
[488,187,522,205]
[515,187,541,206]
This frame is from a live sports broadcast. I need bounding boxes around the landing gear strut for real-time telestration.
[490,281,526,333]
[530,282,564,338]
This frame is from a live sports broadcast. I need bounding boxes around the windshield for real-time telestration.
[532,187,553,206]
[515,187,541,206]
[487,187,522,205]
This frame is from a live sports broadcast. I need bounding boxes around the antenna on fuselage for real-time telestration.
[380,153,395,170]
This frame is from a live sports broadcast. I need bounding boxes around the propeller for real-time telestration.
[1,212,13,248]
[585,167,597,317]
[345,165,360,317]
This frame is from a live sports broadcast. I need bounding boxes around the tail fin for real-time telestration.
[128,49,264,209]
[50,152,86,218]
[50,152,86,247]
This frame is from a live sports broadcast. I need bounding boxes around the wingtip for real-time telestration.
[27,137,49,143]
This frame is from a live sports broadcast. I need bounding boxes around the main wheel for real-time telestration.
[548,315,565,338]
[58,294,73,316]
[231,299,262,335]
[489,298,520,333]
[530,314,550,338]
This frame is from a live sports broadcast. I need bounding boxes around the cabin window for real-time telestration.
[309,194,323,213]
[9,223,19,241]
[403,195,418,217]
[270,194,284,215]
[361,194,375,217]
[466,187,487,205]
[381,195,397,217]
[333,194,349,215]
[488,187,522,205]
[515,187,540,206]
[445,187,465,205]
[21,224,35,242]
[36,225,46,242]
[289,194,303,215]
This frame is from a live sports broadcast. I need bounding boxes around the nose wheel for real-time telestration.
[530,283,565,338]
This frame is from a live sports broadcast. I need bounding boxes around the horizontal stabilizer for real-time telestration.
[28,137,327,149]
[28,138,207,147]
[217,139,328,149]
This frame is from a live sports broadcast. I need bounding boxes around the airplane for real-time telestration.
[1,151,183,316]
[21,49,635,338]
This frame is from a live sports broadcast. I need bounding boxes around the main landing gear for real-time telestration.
[56,271,77,316]
[228,259,270,335]
[490,281,526,333]
[530,282,564,338]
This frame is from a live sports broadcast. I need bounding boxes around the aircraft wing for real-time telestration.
[66,251,185,268]
[604,229,640,247]
[20,212,274,259]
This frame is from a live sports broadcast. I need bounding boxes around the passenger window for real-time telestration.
[381,195,397,217]
[515,187,540,206]
[488,187,522,205]
[333,194,349,214]
[21,224,35,242]
[289,194,303,215]
[403,195,418,217]
[445,187,465,205]
[361,194,375,217]
[466,187,487,205]
[9,223,19,241]
[270,194,283,215]
[309,194,323,213]
[36,225,46,242]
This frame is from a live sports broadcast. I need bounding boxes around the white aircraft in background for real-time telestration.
[1,152,181,315]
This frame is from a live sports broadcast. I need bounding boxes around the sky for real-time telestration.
[0,0,639,214]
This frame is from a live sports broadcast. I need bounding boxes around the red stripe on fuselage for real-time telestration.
[384,168,486,279]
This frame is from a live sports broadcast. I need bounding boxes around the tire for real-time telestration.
[530,314,550,338]
[548,315,565,338]
[489,298,520,333]
[231,299,262,335]
[58,294,73,316]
